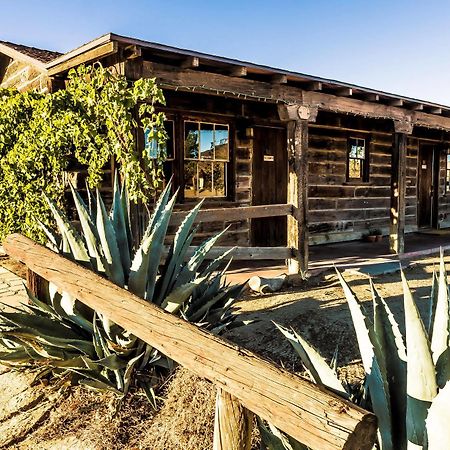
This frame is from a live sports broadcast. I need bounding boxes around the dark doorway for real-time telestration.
[418,143,439,228]
[251,126,287,246]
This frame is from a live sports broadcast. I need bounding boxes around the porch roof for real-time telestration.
[45,32,450,116]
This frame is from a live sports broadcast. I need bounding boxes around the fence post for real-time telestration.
[26,268,47,299]
[213,388,253,450]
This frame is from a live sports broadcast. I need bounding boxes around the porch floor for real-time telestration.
[226,231,450,284]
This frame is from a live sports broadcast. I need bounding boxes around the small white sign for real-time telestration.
[422,164,427,169]
[264,155,274,162]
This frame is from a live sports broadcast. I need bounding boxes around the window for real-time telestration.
[446,150,450,193]
[144,120,175,161]
[184,121,229,198]
[347,137,368,181]
[144,120,175,183]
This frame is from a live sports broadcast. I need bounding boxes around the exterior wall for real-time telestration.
[307,114,420,245]
[0,56,48,93]
[437,146,450,228]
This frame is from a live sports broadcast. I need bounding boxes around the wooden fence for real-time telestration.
[170,203,297,263]
[3,234,377,450]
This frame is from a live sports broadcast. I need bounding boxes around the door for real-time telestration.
[418,144,439,228]
[251,126,287,246]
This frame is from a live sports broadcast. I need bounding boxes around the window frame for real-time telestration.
[346,136,370,183]
[446,149,450,193]
[182,119,231,199]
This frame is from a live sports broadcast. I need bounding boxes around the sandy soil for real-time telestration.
[0,253,442,449]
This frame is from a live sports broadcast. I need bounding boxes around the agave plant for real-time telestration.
[0,178,242,403]
[261,253,450,450]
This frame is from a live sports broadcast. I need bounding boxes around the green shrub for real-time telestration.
[0,64,167,242]
[0,180,242,405]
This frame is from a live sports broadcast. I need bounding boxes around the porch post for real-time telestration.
[390,120,413,254]
[278,104,318,275]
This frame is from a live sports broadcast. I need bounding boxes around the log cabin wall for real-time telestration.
[438,148,450,228]
[0,56,48,93]
[307,112,420,245]
[158,91,264,247]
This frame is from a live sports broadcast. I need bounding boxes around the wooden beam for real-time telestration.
[287,119,309,275]
[145,62,450,131]
[180,56,200,69]
[271,73,288,84]
[180,246,291,260]
[428,107,442,115]
[409,103,424,111]
[335,87,353,97]
[3,234,377,450]
[170,203,293,226]
[47,42,118,76]
[124,45,141,60]
[230,66,247,77]
[390,131,408,254]
[388,98,404,107]
[306,81,322,91]
[363,93,380,102]
[213,389,253,450]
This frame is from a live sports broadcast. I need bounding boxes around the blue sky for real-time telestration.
[3,0,450,105]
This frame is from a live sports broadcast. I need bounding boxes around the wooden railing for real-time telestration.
[4,234,377,450]
[170,203,296,262]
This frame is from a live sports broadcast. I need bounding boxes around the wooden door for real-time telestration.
[251,126,287,246]
[418,144,439,228]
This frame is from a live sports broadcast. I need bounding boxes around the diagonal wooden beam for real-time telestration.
[4,234,378,450]
[47,42,118,76]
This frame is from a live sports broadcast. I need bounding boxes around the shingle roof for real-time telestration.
[0,41,61,63]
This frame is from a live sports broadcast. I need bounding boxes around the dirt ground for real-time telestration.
[0,253,442,449]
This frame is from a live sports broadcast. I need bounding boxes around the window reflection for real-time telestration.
[185,122,199,159]
[184,121,229,198]
[200,123,214,159]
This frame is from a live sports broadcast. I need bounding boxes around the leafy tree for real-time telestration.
[0,64,167,241]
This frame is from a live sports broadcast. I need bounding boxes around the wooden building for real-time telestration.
[2,34,450,272]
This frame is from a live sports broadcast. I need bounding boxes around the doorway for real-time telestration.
[251,126,287,246]
[417,143,439,229]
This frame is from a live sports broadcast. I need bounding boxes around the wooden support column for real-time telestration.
[213,388,253,450]
[279,104,317,275]
[390,120,413,254]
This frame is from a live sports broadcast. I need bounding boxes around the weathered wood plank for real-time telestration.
[47,42,118,76]
[390,132,407,253]
[213,389,253,450]
[4,234,377,450]
[181,246,291,260]
[170,204,292,226]
[287,119,309,275]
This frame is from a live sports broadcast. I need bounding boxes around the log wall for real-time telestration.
[0,56,48,93]
[307,115,419,245]
[437,147,450,228]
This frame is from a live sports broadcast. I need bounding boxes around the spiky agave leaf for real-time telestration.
[275,323,347,397]
[425,381,450,450]
[70,183,106,273]
[430,250,450,364]
[336,269,393,450]
[371,280,407,450]
[128,191,177,300]
[111,174,132,276]
[96,190,125,287]
[257,417,308,450]
[428,268,439,339]
[155,199,204,305]
[401,271,437,448]
[45,196,91,265]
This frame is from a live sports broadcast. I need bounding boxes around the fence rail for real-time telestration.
[170,203,294,226]
[171,203,297,264]
[4,233,377,450]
